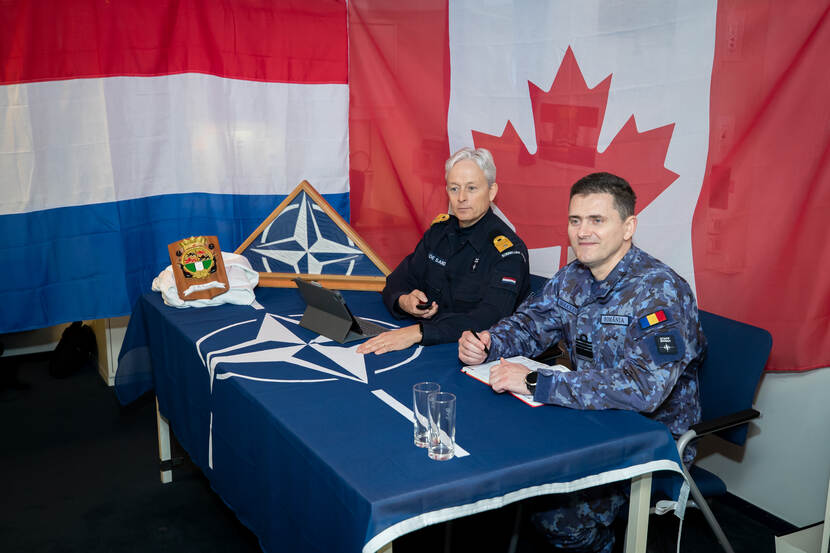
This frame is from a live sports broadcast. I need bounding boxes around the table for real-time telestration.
[115,287,683,553]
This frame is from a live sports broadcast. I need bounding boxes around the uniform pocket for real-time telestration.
[451,276,482,310]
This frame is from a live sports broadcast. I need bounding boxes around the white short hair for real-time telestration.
[444,147,496,186]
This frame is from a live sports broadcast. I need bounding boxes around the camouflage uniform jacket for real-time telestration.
[487,245,704,448]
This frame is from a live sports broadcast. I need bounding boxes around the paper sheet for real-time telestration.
[462,356,569,407]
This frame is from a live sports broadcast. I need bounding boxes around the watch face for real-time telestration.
[526,371,538,384]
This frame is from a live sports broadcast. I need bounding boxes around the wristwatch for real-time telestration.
[524,370,538,395]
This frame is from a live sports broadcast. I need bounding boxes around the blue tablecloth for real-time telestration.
[116,287,683,553]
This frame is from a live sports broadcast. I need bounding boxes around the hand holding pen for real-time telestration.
[458,329,491,365]
[471,330,490,355]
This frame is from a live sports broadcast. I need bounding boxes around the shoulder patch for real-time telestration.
[644,330,685,362]
[431,213,450,225]
[493,235,513,253]
[637,309,670,329]
[655,334,678,355]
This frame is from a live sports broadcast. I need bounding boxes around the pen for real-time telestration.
[471,330,489,355]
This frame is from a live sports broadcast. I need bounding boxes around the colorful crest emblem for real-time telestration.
[178,236,217,279]
[167,235,229,301]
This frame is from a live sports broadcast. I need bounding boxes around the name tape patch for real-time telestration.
[601,315,630,326]
[557,297,578,315]
[428,253,447,266]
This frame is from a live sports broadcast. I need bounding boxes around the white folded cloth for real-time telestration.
[152,252,259,308]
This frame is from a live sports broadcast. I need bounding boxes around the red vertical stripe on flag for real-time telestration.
[0,0,347,84]
[693,0,830,371]
[348,0,451,268]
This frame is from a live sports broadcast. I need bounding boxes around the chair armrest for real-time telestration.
[676,408,760,460]
[690,408,760,438]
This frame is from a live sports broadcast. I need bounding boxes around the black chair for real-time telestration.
[659,310,773,553]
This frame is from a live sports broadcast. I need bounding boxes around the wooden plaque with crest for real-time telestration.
[167,235,230,301]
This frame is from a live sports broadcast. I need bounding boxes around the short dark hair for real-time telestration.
[570,172,636,219]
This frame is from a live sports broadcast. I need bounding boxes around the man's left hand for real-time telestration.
[489,358,532,394]
[356,325,422,355]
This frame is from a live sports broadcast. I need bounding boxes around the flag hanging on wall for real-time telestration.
[2,0,827,372]
[0,0,349,333]
[348,0,830,372]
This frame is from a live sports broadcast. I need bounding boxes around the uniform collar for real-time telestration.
[451,207,495,252]
[588,244,640,301]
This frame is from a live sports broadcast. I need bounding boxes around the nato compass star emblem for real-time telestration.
[196,312,422,390]
[192,310,473,469]
[249,191,370,275]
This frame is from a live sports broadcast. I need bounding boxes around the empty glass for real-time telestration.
[428,391,456,461]
[412,382,440,447]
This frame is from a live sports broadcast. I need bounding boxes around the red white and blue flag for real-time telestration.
[0,1,348,332]
[1,1,828,372]
[348,0,830,372]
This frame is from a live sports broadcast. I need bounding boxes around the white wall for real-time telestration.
[1,324,70,356]
[697,368,830,527]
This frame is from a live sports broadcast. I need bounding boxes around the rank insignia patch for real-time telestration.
[493,235,513,252]
[638,309,668,329]
[575,333,593,359]
[432,213,450,225]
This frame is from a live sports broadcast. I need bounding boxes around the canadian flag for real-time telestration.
[348,0,830,372]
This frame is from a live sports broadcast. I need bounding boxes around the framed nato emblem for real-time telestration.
[235,181,390,291]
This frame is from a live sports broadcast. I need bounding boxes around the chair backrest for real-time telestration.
[697,310,773,446]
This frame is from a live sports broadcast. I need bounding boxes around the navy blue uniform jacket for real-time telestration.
[382,208,530,345]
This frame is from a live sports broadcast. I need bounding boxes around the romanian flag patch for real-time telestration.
[638,309,668,329]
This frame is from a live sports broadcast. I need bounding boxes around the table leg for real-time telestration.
[624,472,652,553]
[156,397,173,484]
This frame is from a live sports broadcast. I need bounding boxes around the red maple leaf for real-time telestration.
[473,47,678,269]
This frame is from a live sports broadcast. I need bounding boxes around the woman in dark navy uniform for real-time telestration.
[358,147,530,354]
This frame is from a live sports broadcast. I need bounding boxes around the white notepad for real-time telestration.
[462,356,569,407]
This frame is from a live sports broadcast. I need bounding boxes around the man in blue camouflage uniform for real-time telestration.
[358,147,529,355]
[458,172,705,553]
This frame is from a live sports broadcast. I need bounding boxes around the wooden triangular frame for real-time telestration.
[235,180,390,291]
